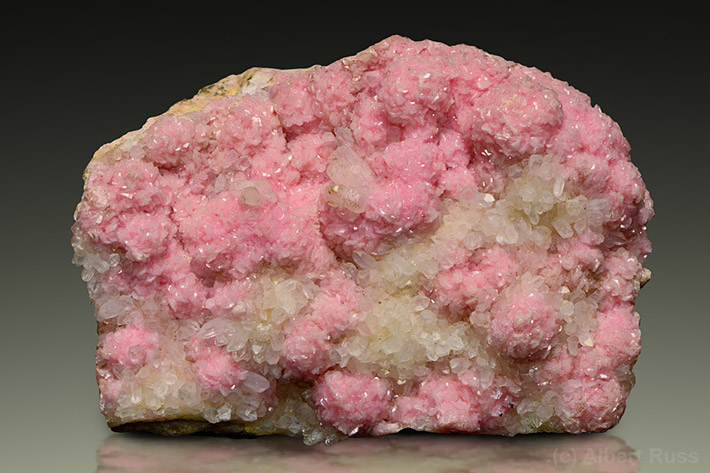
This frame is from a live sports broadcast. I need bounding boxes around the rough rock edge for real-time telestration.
[111,418,574,438]
[112,419,252,437]
[639,267,651,288]
[83,66,284,182]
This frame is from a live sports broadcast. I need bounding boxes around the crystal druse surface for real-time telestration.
[72,35,653,443]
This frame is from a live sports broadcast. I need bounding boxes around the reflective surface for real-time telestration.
[97,432,639,473]
[2,5,707,473]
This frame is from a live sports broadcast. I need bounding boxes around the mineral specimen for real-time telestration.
[72,35,653,443]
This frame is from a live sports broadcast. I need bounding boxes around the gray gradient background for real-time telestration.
[1,6,707,472]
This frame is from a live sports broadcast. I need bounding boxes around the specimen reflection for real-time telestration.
[97,432,639,472]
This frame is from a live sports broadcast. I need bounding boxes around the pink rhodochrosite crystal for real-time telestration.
[72,36,652,444]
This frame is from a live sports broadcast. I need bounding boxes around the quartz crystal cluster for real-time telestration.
[72,35,653,443]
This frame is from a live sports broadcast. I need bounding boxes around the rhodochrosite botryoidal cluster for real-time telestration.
[72,36,653,444]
